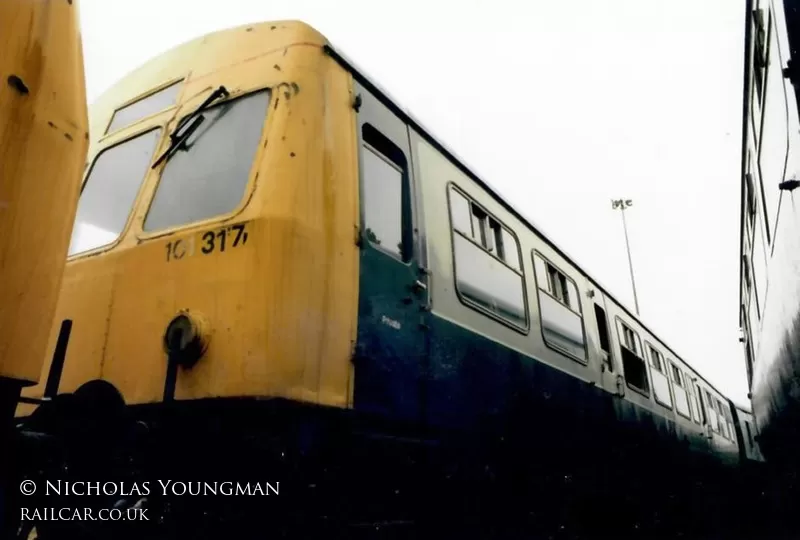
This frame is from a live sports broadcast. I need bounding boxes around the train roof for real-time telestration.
[322,38,738,405]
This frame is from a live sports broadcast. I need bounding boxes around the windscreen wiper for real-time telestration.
[151,85,229,169]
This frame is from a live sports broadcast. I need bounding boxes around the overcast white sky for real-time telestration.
[79,0,749,404]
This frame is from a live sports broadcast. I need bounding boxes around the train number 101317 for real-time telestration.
[165,223,249,263]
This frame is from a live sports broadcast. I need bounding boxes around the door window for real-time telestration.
[360,123,409,261]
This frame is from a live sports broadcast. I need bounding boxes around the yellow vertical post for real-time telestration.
[0,2,88,535]
[0,0,89,388]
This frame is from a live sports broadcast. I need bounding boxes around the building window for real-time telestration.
[745,340,755,385]
[69,128,163,256]
[757,11,786,245]
[450,187,527,329]
[752,216,768,319]
[616,319,649,394]
[106,80,183,134]
[742,255,752,293]
[745,172,756,222]
[753,9,768,105]
[533,253,586,362]
[144,89,270,232]
[744,213,753,249]
[744,165,757,247]
[742,305,755,385]
[748,295,760,356]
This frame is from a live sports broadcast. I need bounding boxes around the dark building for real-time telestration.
[739,0,800,466]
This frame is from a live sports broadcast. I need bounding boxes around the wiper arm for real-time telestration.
[151,85,229,169]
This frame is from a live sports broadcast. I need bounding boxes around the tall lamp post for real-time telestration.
[611,199,640,316]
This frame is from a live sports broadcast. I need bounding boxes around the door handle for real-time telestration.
[411,280,427,293]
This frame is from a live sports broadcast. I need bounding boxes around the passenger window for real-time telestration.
[695,382,707,424]
[533,252,587,362]
[675,368,697,422]
[144,89,270,232]
[671,364,683,387]
[722,405,732,439]
[69,128,162,256]
[616,319,649,394]
[450,189,473,236]
[688,379,703,424]
[499,228,521,271]
[450,186,527,329]
[684,375,695,420]
[593,304,612,372]
[461,201,520,269]
[107,80,182,134]
[706,391,720,432]
[534,254,580,314]
[716,399,729,438]
[647,343,672,408]
[619,324,639,355]
[471,205,494,251]
[648,345,664,373]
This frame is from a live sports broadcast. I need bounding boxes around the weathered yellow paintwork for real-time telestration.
[17,21,359,415]
[0,0,89,384]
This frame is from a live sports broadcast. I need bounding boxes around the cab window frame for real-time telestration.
[68,126,164,259]
[104,78,185,136]
[138,86,272,238]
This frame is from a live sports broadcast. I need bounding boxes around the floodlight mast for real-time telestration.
[611,198,640,316]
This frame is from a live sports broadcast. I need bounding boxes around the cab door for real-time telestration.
[351,83,429,425]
